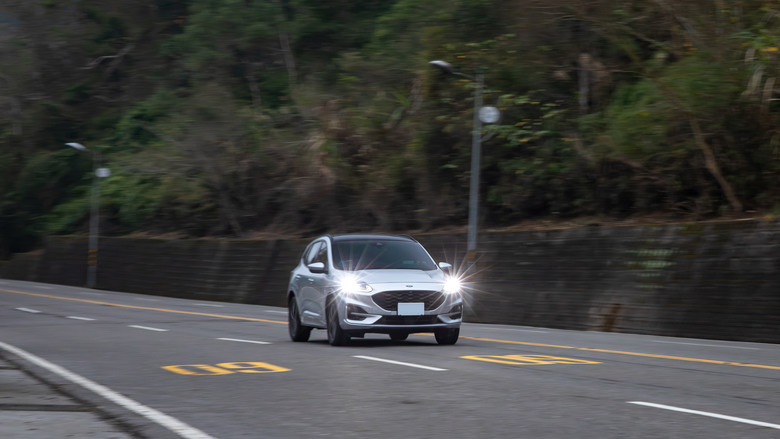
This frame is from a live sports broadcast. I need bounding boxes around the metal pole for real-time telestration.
[466,70,484,257]
[86,150,100,289]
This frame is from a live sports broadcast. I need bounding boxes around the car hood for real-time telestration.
[346,269,445,285]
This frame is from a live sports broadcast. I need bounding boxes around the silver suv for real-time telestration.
[287,234,463,346]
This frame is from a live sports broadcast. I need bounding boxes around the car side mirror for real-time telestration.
[308,262,327,274]
[438,262,452,272]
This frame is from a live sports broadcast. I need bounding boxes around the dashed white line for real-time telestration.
[217,338,270,345]
[128,325,168,332]
[67,316,96,321]
[353,355,447,371]
[36,286,53,290]
[15,307,41,314]
[134,297,159,302]
[265,310,287,314]
[628,402,780,430]
[195,303,224,307]
[0,342,218,439]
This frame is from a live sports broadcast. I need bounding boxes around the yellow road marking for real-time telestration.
[462,354,601,365]
[462,336,780,370]
[163,364,233,375]
[3,287,778,371]
[0,288,286,324]
[163,362,289,375]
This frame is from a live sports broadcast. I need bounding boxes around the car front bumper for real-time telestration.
[337,289,463,334]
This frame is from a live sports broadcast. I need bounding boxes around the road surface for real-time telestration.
[1,279,778,438]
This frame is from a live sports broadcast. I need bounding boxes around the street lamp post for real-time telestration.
[467,68,484,257]
[429,61,497,259]
[66,142,109,289]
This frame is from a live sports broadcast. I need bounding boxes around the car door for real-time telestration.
[308,240,332,327]
[297,240,330,327]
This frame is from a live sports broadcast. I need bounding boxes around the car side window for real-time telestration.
[312,241,329,265]
[305,242,321,265]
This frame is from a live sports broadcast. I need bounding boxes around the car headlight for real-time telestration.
[338,276,373,295]
[443,277,461,294]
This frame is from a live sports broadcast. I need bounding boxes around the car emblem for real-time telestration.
[406,285,414,288]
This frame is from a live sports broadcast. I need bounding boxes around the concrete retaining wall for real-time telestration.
[3,219,778,343]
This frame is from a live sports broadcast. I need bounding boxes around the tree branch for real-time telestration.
[81,43,134,70]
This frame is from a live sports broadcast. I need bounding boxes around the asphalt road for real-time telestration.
[1,279,778,439]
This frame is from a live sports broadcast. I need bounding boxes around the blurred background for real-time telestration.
[2,0,779,259]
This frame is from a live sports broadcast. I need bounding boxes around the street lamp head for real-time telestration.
[66,142,88,152]
[429,60,475,80]
[429,60,455,75]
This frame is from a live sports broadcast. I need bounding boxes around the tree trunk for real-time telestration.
[688,117,743,213]
[278,31,297,93]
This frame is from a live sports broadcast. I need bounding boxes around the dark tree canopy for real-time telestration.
[2,0,780,257]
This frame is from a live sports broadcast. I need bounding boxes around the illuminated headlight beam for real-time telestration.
[338,276,373,295]
[443,277,462,294]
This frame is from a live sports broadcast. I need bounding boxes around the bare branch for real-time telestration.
[81,43,134,70]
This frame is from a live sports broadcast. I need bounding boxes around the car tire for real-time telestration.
[389,332,409,342]
[434,327,459,345]
[326,302,350,346]
[288,296,311,342]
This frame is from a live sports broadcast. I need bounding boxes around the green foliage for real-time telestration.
[5,150,90,244]
[663,55,742,116]
[595,53,742,162]
[64,83,92,105]
[114,89,179,148]
[43,193,90,235]
[102,173,165,228]
[162,0,280,72]
[602,80,676,160]
[4,0,780,257]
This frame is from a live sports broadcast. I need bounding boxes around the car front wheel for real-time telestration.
[288,296,311,342]
[326,302,350,346]
[434,327,459,345]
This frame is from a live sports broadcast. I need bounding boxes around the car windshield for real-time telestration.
[332,240,437,271]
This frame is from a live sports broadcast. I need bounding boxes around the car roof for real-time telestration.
[329,234,415,242]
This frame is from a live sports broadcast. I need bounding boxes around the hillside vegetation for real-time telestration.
[2,1,780,257]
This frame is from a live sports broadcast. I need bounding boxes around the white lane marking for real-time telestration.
[67,316,96,321]
[217,338,270,345]
[628,402,780,430]
[650,340,761,350]
[15,307,41,314]
[265,310,287,314]
[81,291,104,296]
[135,297,159,302]
[195,303,224,307]
[0,342,218,439]
[37,286,53,290]
[128,325,168,332]
[353,355,447,371]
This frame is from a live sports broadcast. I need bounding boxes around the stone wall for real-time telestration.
[2,219,778,343]
[462,220,780,343]
[8,236,309,306]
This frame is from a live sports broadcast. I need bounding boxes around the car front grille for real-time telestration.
[377,315,441,325]
[372,290,445,312]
